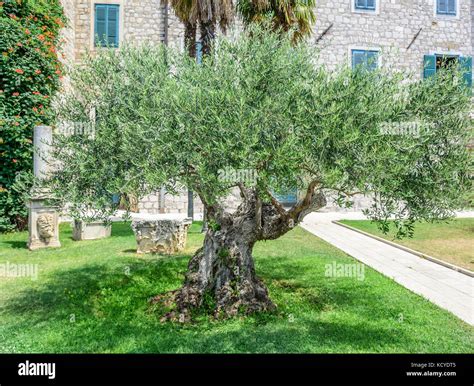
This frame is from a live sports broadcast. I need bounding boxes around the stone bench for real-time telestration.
[131,217,192,254]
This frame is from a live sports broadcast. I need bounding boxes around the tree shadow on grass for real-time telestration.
[1,247,423,353]
[1,241,28,250]
[1,255,187,328]
[111,222,134,238]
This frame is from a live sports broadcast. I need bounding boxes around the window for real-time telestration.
[272,189,298,206]
[355,0,376,11]
[352,49,379,71]
[423,54,472,89]
[436,0,456,16]
[94,4,119,47]
[196,41,203,64]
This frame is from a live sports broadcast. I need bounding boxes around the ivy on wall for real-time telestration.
[0,0,65,231]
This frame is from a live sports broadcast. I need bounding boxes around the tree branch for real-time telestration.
[288,180,326,222]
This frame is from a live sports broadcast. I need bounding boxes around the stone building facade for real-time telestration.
[59,0,473,215]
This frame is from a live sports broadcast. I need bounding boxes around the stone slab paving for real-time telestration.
[301,212,474,325]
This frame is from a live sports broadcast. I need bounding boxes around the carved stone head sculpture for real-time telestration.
[37,214,55,240]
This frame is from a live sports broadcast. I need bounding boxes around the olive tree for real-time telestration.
[49,29,471,320]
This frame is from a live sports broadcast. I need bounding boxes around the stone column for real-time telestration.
[27,126,61,250]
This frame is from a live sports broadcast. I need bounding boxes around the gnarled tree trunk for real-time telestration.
[160,186,326,321]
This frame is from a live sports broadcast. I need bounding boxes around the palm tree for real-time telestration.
[237,0,316,43]
[166,0,234,58]
[167,0,198,57]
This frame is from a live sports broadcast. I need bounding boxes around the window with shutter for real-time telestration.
[352,49,379,71]
[94,4,120,48]
[355,0,376,11]
[437,0,457,16]
[423,54,472,91]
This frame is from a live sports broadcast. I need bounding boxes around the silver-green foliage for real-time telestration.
[50,28,472,237]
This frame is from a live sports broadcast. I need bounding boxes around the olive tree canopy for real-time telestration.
[49,29,471,319]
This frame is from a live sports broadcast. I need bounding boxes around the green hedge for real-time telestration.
[0,0,65,232]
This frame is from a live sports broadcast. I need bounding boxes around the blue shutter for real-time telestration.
[107,5,119,47]
[423,55,436,79]
[366,0,375,9]
[355,0,375,10]
[459,56,472,90]
[94,4,119,47]
[366,51,378,71]
[95,5,107,47]
[352,50,365,69]
[437,0,456,15]
[437,0,446,13]
[352,50,378,71]
[447,0,456,14]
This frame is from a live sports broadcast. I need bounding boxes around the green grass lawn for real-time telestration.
[0,222,472,353]
[339,218,474,272]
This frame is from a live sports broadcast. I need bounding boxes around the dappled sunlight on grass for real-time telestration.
[0,223,472,353]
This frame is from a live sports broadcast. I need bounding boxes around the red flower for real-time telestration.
[14,69,24,74]
[12,92,19,96]
[12,159,18,163]
[25,29,30,35]
[38,34,45,41]
[32,107,38,112]
[55,70,61,75]
[32,91,41,95]
[35,69,41,75]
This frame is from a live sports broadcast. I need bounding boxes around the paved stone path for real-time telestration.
[301,212,474,325]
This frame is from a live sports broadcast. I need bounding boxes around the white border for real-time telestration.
[433,0,460,20]
[351,0,380,15]
[89,0,124,50]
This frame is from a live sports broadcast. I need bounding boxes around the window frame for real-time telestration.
[350,48,381,71]
[434,0,459,18]
[91,1,123,50]
[352,0,379,14]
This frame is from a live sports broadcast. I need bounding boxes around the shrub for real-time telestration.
[0,0,65,231]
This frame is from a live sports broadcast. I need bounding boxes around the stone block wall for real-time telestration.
[67,0,184,61]
[58,0,472,215]
[312,0,472,77]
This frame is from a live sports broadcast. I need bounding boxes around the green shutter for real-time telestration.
[423,55,436,79]
[459,56,472,90]
[107,5,119,47]
[95,5,107,47]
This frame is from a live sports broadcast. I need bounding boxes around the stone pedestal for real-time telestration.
[27,126,61,250]
[72,220,112,241]
[28,196,61,250]
[131,218,192,254]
